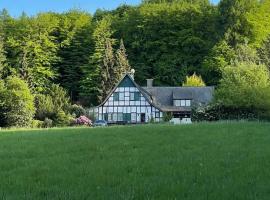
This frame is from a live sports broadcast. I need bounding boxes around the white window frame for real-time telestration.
[186,100,191,107]
[119,92,124,101]
[108,113,113,122]
[113,113,117,121]
[174,99,192,107]
[174,100,180,107]
[118,113,123,121]
[131,113,137,122]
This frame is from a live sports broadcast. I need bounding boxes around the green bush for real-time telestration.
[35,94,54,120]
[69,104,86,118]
[48,84,70,113]
[214,61,270,121]
[150,116,155,123]
[34,85,73,127]
[0,76,35,127]
[43,118,53,128]
[54,110,70,126]
[192,103,270,122]
[163,112,173,122]
[32,120,44,128]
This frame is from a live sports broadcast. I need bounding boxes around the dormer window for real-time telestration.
[174,99,191,107]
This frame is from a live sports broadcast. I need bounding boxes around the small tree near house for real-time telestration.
[183,73,206,87]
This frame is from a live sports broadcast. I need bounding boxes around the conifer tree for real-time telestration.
[101,39,116,100]
[115,39,131,83]
[0,36,6,78]
[80,16,116,105]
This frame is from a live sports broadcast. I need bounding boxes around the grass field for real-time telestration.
[0,122,270,200]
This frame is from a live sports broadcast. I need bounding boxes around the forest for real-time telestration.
[1,0,270,127]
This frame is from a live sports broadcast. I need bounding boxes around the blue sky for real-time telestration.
[0,0,219,17]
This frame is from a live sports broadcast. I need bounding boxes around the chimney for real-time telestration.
[147,79,154,87]
[130,69,135,80]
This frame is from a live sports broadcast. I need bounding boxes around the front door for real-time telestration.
[141,113,146,123]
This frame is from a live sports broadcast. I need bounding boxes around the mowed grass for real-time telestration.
[0,122,270,200]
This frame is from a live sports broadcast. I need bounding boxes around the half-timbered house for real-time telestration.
[95,72,214,124]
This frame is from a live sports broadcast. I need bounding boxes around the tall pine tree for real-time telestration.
[101,39,116,100]
[115,39,131,83]
[0,36,6,78]
[80,16,116,105]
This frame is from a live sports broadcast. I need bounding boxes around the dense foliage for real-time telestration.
[0,77,35,127]
[1,0,270,127]
[183,73,206,87]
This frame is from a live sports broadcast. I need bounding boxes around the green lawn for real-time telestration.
[1,122,270,200]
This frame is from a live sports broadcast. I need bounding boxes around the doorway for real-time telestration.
[141,113,146,123]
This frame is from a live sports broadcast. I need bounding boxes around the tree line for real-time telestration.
[1,0,270,127]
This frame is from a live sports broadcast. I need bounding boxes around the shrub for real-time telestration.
[34,85,73,127]
[75,116,92,126]
[43,118,53,128]
[183,73,206,87]
[214,61,270,120]
[192,103,270,122]
[0,76,35,127]
[163,112,173,122]
[31,120,44,128]
[150,116,155,123]
[35,94,54,120]
[54,110,70,126]
[69,104,86,118]
[48,84,70,113]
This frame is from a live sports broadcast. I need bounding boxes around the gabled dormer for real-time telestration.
[172,90,192,107]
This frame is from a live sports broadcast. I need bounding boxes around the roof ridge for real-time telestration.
[142,86,215,88]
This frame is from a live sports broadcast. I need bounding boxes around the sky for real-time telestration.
[0,0,219,17]
[0,0,141,17]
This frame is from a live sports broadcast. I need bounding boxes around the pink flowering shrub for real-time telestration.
[75,116,92,126]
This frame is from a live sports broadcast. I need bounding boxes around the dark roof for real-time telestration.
[142,86,214,112]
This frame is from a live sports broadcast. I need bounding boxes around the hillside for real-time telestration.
[1,122,270,199]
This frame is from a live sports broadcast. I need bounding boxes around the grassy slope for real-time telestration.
[0,122,270,200]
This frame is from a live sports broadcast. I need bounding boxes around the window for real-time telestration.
[104,113,108,121]
[174,100,180,107]
[113,113,117,121]
[108,113,112,122]
[123,113,131,122]
[118,113,123,121]
[181,100,186,106]
[155,112,160,118]
[130,92,140,101]
[119,92,124,101]
[174,99,192,107]
[113,92,119,101]
[131,113,137,122]
[130,92,134,101]
[135,92,140,101]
